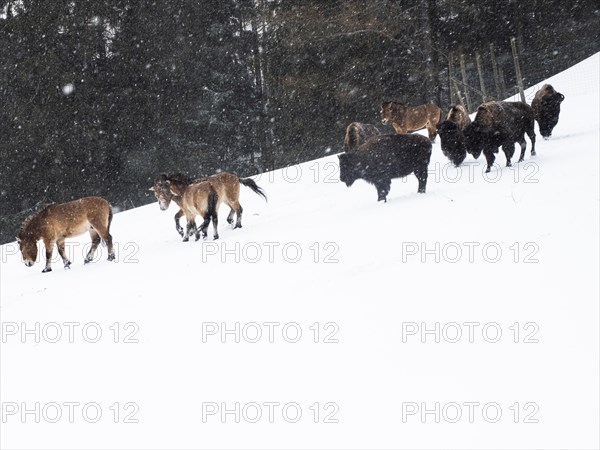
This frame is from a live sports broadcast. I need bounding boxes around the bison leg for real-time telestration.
[375,180,391,202]
[483,149,496,173]
[414,167,428,194]
[502,141,516,167]
[528,129,536,156]
[56,240,71,269]
[517,137,527,163]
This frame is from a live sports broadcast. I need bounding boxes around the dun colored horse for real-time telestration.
[150,172,267,238]
[167,180,220,241]
[17,196,115,273]
[380,101,441,142]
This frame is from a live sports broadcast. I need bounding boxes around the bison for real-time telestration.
[338,134,432,202]
[531,84,564,139]
[343,122,381,152]
[463,101,536,173]
[436,105,472,167]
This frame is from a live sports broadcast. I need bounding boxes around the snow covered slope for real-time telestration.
[1,53,598,450]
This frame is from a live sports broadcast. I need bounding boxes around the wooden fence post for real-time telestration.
[452,79,466,110]
[459,53,472,112]
[475,52,488,103]
[489,43,504,100]
[448,53,456,105]
[510,37,526,102]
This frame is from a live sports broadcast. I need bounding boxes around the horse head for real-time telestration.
[380,101,408,125]
[150,174,173,211]
[16,234,37,267]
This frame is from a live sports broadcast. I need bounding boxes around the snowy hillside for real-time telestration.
[1,53,598,450]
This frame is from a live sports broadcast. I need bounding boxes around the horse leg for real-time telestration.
[183,218,196,242]
[427,122,437,142]
[230,201,243,229]
[393,125,406,134]
[188,218,198,237]
[104,233,115,261]
[174,209,185,237]
[41,240,53,273]
[212,211,219,240]
[85,230,101,263]
[56,239,71,269]
[226,208,235,225]
[95,227,115,261]
[195,215,211,241]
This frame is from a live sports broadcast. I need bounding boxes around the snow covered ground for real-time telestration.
[1,53,598,450]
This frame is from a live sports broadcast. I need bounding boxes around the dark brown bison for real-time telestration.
[531,84,564,139]
[463,101,536,173]
[343,122,381,152]
[380,101,441,142]
[436,105,472,167]
[338,134,432,202]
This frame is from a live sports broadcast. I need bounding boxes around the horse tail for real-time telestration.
[239,178,268,202]
[207,187,219,219]
[107,204,114,230]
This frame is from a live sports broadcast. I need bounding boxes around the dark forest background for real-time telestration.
[1,0,598,243]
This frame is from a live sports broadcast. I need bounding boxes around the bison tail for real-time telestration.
[240,178,268,202]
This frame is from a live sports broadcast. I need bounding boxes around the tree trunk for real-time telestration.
[426,0,442,106]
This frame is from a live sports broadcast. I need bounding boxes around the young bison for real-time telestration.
[463,101,536,173]
[436,105,472,167]
[343,122,381,152]
[338,134,432,202]
[531,84,564,139]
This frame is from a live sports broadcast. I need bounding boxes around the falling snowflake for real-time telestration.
[62,84,74,95]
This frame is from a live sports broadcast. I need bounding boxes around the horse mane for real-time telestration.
[383,100,406,107]
[18,203,54,238]
[167,173,193,185]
